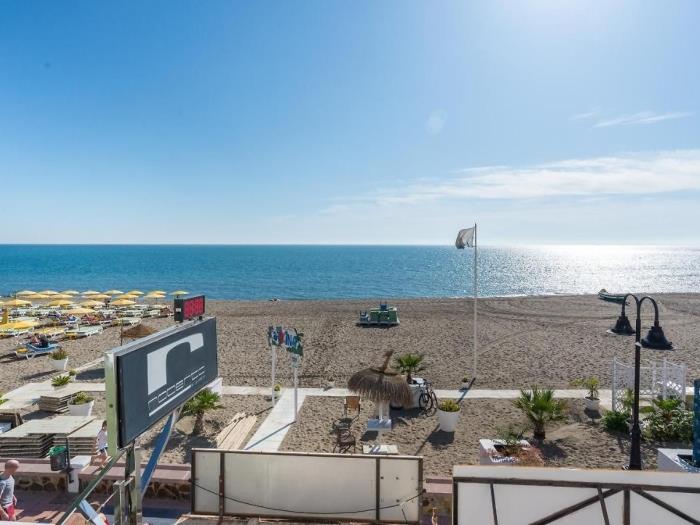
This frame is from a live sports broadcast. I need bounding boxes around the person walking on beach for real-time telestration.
[94,421,108,467]
[0,459,20,521]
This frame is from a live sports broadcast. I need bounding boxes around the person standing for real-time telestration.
[94,421,108,467]
[0,459,19,522]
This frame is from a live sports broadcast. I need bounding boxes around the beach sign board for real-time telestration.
[267,325,303,356]
[174,294,206,322]
[105,317,218,451]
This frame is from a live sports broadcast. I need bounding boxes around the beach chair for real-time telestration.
[16,342,60,359]
[333,428,356,454]
[343,396,361,419]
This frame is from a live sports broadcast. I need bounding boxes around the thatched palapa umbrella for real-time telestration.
[120,323,158,345]
[348,351,412,407]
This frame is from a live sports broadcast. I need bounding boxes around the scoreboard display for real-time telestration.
[174,295,205,322]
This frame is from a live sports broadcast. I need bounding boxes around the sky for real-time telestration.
[1,0,699,245]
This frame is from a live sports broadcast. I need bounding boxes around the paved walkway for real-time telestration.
[244,388,306,451]
[4,380,694,453]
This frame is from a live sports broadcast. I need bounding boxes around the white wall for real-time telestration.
[192,449,422,523]
[453,465,700,525]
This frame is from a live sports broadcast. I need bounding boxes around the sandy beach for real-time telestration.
[1,293,698,470]
[281,397,665,477]
[2,294,699,395]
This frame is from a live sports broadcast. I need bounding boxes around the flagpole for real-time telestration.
[473,222,478,380]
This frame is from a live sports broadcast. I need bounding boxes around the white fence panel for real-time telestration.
[453,465,700,525]
[192,449,422,523]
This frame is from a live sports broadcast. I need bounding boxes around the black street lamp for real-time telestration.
[609,294,674,470]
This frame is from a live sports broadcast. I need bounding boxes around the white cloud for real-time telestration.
[594,111,692,128]
[571,109,599,120]
[425,110,446,135]
[354,150,700,205]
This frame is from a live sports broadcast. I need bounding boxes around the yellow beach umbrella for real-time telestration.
[127,290,144,296]
[170,290,189,296]
[82,290,100,296]
[144,293,166,299]
[91,294,111,300]
[49,299,74,307]
[111,299,136,306]
[148,290,167,295]
[115,294,137,300]
[15,290,37,296]
[4,299,32,307]
[64,307,94,315]
[51,294,74,300]
[104,290,124,295]
[39,290,59,295]
[79,300,104,307]
[61,290,80,295]
[26,293,50,300]
[0,320,39,329]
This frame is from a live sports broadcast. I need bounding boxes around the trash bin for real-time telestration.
[49,445,69,471]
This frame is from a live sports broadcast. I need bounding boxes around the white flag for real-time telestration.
[455,227,475,249]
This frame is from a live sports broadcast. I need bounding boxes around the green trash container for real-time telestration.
[49,445,69,471]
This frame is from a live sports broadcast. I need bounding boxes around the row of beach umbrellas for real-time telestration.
[0,289,189,308]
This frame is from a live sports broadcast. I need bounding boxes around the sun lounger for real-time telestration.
[64,325,103,339]
[15,342,61,359]
[0,327,32,338]
[117,317,141,326]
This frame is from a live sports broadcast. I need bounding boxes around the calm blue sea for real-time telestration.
[1,245,699,300]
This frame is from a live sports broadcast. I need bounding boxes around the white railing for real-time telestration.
[453,465,700,525]
[611,357,686,411]
[191,449,422,523]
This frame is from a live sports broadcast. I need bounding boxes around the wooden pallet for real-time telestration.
[215,413,257,450]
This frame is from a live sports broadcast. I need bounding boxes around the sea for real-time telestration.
[1,245,699,300]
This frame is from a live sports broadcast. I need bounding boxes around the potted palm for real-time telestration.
[514,386,566,440]
[50,348,69,371]
[437,399,460,432]
[181,388,223,435]
[51,374,73,388]
[68,392,94,417]
[394,353,425,408]
[461,376,470,390]
[572,377,600,411]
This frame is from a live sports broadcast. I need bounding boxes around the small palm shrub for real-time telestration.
[52,374,72,387]
[514,386,567,440]
[50,348,68,360]
[0,396,6,406]
[70,392,94,405]
[572,377,600,400]
[438,399,460,412]
[602,410,629,433]
[394,353,425,384]
[645,397,693,442]
[182,389,223,435]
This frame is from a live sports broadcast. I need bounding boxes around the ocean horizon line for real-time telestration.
[0,242,698,248]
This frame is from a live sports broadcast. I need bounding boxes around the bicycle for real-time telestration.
[418,380,438,414]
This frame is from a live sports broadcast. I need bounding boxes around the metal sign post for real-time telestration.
[693,378,700,467]
[291,354,301,420]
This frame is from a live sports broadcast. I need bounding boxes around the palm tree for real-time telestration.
[394,353,425,384]
[182,389,223,435]
[514,386,566,440]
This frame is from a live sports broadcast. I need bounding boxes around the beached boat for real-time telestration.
[598,289,627,304]
[357,303,400,326]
